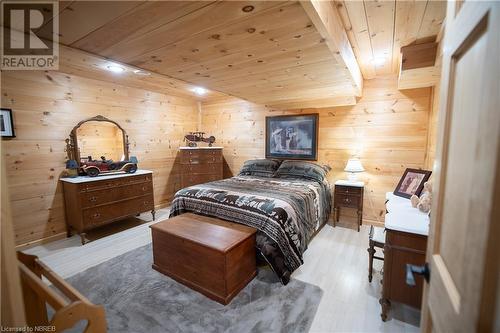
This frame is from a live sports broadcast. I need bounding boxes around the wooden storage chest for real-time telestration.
[151,213,257,305]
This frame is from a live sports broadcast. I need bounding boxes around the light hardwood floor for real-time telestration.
[25,208,420,333]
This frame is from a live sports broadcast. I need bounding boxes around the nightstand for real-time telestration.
[333,180,364,232]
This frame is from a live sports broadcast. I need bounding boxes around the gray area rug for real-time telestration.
[65,244,323,333]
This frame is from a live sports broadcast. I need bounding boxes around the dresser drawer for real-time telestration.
[335,193,359,208]
[181,149,222,158]
[83,194,154,228]
[335,185,362,196]
[184,163,222,175]
[79,173,152,192]
[181,174,221,188]
[181,155,223,165]
[386,229,427,252]
[81,181,153,208]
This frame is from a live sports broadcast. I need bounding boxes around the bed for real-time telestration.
[169,160,332,285]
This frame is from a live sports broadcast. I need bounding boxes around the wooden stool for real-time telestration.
[367,225,385,282]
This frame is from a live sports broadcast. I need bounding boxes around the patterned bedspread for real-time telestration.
[169,176,331,284]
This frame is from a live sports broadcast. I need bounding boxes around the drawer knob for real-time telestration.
[142,186,147,191]
[92,212,101,219]
[89,196,97,202]
[144,201,149,205]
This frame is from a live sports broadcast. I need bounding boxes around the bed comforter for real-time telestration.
[169,175,331,284]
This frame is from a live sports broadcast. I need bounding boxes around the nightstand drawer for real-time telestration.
[335,194,360,208]
[335,185,362,196]
[333,181,364,231]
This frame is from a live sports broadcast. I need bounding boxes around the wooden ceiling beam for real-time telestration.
[266,96,357,110]
[334,0,376,79]
[241,85,355,104]
[300,0,363,96]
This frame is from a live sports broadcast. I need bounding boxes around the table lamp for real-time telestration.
[344,158,364,182]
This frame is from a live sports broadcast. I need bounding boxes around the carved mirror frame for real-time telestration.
[66,115,130,165]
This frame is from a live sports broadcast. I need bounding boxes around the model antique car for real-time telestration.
[81,155,138,177]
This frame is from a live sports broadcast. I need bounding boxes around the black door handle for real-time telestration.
[406,263,430,286]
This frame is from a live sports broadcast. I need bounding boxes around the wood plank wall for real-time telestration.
[425,84,440,170]
[77,121,125,162]
[1,71,199,247]
[201,75,432,226]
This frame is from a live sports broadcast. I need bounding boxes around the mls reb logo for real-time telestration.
[1,1,59,70]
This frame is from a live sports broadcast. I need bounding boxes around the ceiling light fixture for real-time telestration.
[133,69,151,76]
[106,64,125,73]
[242,5,254,12]
[192,87,207,95]
[373,57,386,66]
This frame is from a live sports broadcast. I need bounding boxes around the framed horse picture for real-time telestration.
[265,114,318,160]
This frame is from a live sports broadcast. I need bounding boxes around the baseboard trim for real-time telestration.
[154,202,170,210]
[15,232,67,251]
[363,219,385,227]
[16,203,172,250]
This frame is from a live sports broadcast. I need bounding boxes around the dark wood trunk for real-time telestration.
[151,213,257,305]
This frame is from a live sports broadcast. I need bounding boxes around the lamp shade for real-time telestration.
[344,158,365,173]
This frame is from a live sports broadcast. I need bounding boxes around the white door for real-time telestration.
[421,1,500,332]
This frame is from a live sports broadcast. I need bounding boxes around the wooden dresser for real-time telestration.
[61,170,155,245]
[179,147,223,188]
[380,193,429,321]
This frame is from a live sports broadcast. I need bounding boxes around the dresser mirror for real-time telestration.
[66,115,130,165]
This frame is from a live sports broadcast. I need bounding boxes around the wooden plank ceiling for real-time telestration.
[37,1,446,107]
[335,0,446,79]
[56,45,228,101]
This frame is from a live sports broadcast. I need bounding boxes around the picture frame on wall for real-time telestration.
[394,168,432,199]
[265,113,318,160]
[0,108,15,138]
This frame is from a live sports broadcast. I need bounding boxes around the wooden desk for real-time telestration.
[380,193,429,321]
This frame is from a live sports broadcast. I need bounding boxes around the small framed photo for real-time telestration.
[265,113,318,160]
[0,108,15,138]
[394,168,432,199]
